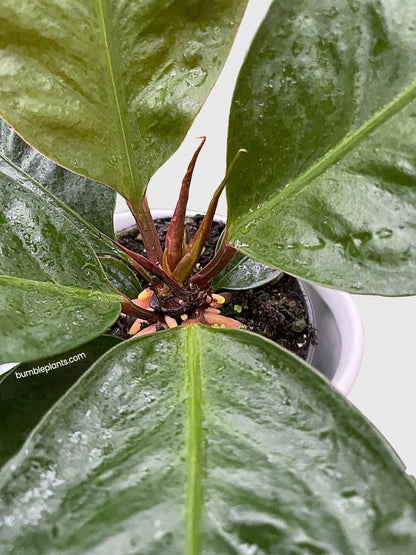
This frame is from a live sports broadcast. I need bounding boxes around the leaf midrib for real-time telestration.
[97,0,137,199]
[0,275,122,302]
[185,325,204,555]
[228,77,416,239]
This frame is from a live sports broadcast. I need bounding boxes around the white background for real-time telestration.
[117,0,416,477]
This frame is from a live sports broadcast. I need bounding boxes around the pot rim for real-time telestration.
[304,283,364,395]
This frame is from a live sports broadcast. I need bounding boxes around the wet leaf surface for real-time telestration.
[0,120,116,237]
[0,177,122,363]
[226,0,416,294]
[212,250,282,291]
[0,335,121,468]
[0,326,415,553]
[0,123,127,261]
[99,257,143,298]
[0,0,248,200]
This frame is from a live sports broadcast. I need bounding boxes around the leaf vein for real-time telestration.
[185,326,205,555]
[0,275,122,303]
[230,78,416,238]
[97,0,137,198]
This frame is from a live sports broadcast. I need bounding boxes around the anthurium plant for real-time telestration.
[0,0,416,552]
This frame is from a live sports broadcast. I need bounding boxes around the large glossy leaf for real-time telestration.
[0,177,123,363]
[0,163,123,263]
[212,250,282,291]
[0,335,121,468]
[0,0,248,201]
[212,230,282,291]
[226,0,416,295]
[0,119,116,237]
[0,121,129,262]
[99,257,143,297]
[1,325,415,553]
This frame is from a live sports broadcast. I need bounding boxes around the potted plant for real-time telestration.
[0,0,416,552]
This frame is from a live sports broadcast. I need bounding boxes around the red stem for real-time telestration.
[173,149,246,284]
[103,234,188,298]
[165,137,206,272]
[126,258,152,283]
[191,233,237,289]
[121,295,155,320]
[127,195,163,265]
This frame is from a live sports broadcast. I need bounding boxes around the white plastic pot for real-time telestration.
[115,210,364,396]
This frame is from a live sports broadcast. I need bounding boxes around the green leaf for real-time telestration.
[226,0,416,295]
[0,0,248,201]
[0,119,116,237]
[0,122,128,261]
[99,257,143,298]
[212,250,282,291]
[0,335,121,468]
[0,177,122,363]
[1,325,415,553]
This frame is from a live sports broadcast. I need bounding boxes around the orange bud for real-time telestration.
[165,315,178,328]
[203,312,243,329]
[132,291,154,310]
[128,318,146,335]
[212,293,226,305]
[137,288,153,301]
[133,323,158,337]
[204,307,221,314]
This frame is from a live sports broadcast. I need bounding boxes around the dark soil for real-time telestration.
[221,276,317,359]
[107,216,317,360]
